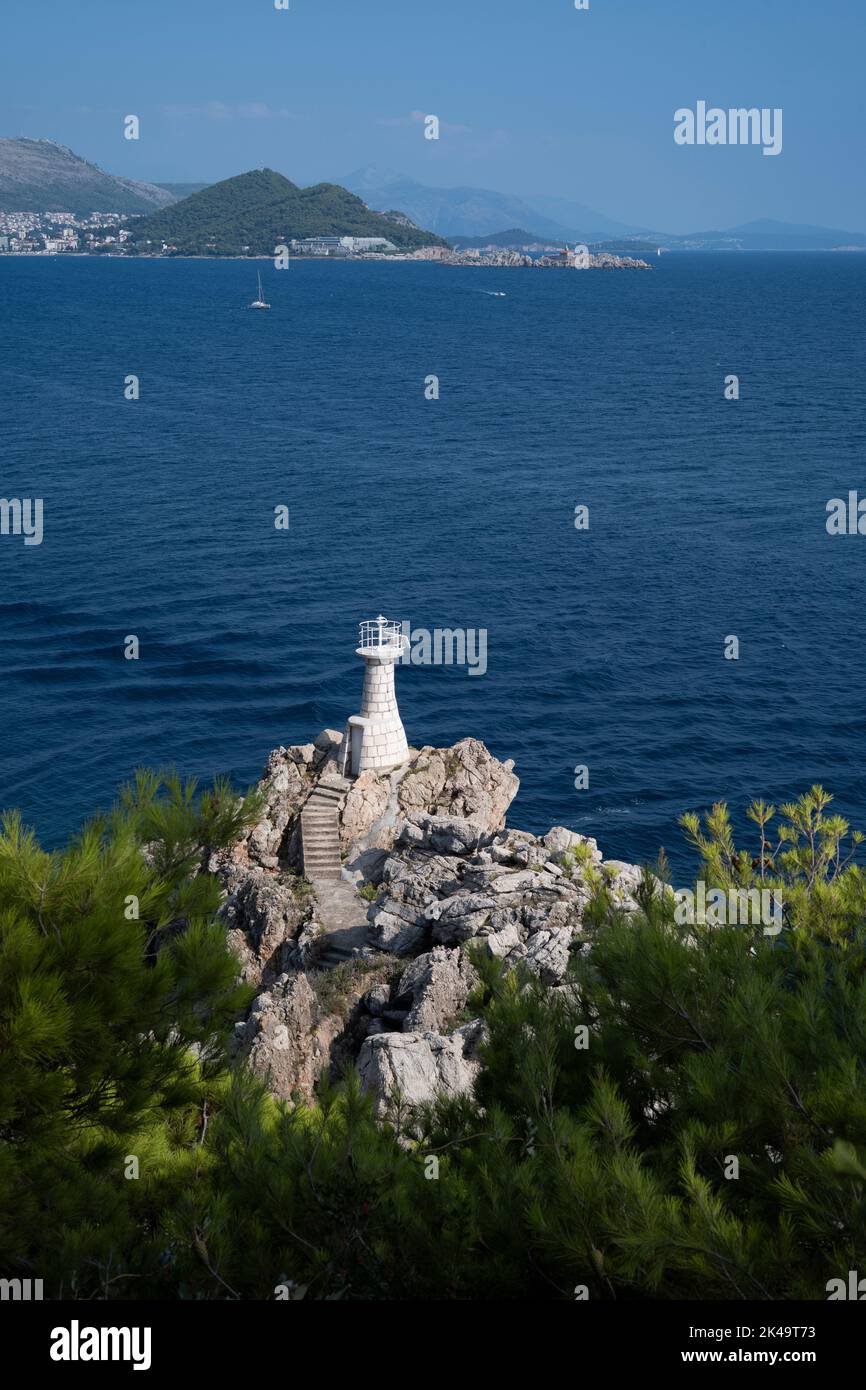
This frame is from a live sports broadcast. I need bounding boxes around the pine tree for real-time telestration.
[0,771,260,1296]
[4,781,865,1300]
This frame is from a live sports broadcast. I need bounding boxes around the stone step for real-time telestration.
[300,805,343,882]
[321,943,355,960]
[319,774,351,792]
[317,943,363,968]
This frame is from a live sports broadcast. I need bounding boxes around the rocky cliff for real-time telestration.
[214,731,648,1123]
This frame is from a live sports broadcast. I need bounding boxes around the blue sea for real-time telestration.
[1,253,865,875]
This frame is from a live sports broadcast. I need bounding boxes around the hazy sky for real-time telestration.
[4,0,865,233]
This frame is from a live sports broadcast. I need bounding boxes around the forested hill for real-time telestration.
[128,168,449,254]
[0,137,174,214]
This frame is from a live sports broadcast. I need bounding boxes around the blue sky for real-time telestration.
[3,0,865,232]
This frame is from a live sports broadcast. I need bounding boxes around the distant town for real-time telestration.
[0,211,408,256]
[0,209,132,253]
[0,212,651,269]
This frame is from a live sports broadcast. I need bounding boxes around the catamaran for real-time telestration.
[249,271,270,309]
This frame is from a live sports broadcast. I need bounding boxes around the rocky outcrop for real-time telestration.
[215,728,649,1117]
[407,247,651,270]
[220,868,311,987]
[236,973,327,1099]
[396,740,518,832]
[364,813,600,985]
[394,946,479,1033]
[339,737,518,862]
[357,1023,484,1120]
[340,771,391,853]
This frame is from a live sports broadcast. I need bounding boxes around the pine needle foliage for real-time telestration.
[0,772,260,1293]
[2,784,864,1299]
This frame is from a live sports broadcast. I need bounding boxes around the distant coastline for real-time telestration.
[0,247,653,269]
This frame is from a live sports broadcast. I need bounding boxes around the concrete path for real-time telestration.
[311,878,373,969]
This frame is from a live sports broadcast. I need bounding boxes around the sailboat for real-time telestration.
[249,271,270,309]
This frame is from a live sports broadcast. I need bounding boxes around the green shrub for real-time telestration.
[3,784,864,1300]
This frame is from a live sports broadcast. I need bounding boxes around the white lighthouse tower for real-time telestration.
[344,616,409,776]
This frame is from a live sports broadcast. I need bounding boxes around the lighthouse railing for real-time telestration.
[357,619,408,653]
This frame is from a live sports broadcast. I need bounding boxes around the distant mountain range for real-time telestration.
[450,221,866,254]
[339,165,642,241]
[448,229,560,250]
[339,168,866,250]
[128,169,448,254]
[673,219,866,251]
[0,138,175,215]
[3,139,865,253]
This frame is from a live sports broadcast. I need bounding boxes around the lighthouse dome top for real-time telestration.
[357,616,408,656]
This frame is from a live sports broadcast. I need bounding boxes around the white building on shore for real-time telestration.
[291,235,397,255]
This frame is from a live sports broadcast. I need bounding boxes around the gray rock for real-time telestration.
[220,868,306,985]
[602,860,646,911]
[396,739,519,832]
[367,907,428,956]
[397,812,490,857]
[358,1028,481,1118]
[484,921,523,957]
[244,746,315,868]
[240,973,334,1100]
[363,982,391,1017]
[341,771,391,853]
[521,926,573,985]
[543,827,603,865]
[396,946,479,1032]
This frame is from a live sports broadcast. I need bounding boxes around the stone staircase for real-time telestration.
[300,773,375,970]
[300,775,349,884]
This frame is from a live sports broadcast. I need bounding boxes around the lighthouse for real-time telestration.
[344,616,409,776]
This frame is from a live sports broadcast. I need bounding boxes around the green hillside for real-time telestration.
[128,169,448,254]
[0,137,173,214]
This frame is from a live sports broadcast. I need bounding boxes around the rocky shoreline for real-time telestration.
[214,730,649,1120]
[405,247,653,269]
[5,249,653,269]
